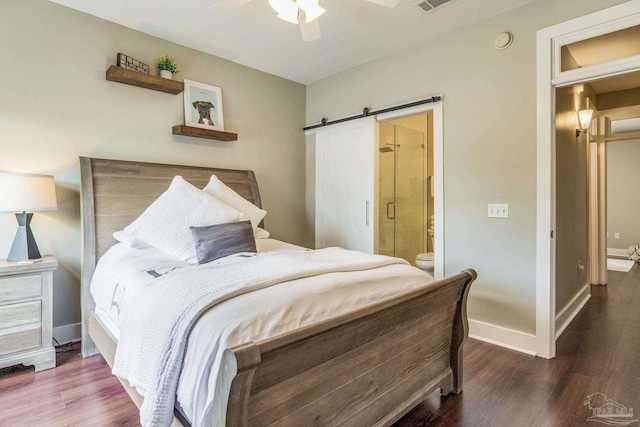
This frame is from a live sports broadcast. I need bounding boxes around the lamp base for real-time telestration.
[7,212,42,262]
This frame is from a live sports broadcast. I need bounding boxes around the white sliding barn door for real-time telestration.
[315,117,377,252]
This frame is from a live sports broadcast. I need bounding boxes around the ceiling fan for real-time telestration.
[209,0,403,42]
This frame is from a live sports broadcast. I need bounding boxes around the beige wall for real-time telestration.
[555,84,590,314]
[607,139,640,250]
[306,0,627,334]
[0,0,307,339]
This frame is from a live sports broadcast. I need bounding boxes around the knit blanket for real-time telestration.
[111,247,407,426]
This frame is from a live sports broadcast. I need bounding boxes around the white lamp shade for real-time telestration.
[0,173,58,212]
[578,109,594,130]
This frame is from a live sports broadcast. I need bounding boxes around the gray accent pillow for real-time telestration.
[190,221,257,264]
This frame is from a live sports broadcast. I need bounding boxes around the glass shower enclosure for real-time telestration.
[378,119,432,264]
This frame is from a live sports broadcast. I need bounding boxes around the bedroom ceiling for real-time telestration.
[49,0,535,84]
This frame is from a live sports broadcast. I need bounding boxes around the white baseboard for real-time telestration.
[468,319,537,356]
[608,248,628,258]
[555,284,590,340]
[53,323,81,345]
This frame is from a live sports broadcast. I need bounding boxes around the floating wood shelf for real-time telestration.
[106,66,184,94]
[172,125,238,141]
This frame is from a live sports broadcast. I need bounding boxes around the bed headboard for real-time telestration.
[79,157,263,356]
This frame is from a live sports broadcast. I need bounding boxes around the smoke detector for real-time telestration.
[415,0,453,13]
[494,32,514,50]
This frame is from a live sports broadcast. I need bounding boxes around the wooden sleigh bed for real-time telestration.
[79,156,476,426]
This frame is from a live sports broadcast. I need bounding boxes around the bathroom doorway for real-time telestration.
[378,112,434,268]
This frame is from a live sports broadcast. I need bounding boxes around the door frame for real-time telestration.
[377,101,444,279]
[597,103,640,260]
[536,1,640,359]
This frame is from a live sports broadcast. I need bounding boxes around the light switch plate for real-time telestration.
[488,203,509,218]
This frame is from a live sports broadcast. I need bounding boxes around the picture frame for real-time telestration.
[183,79,224,131]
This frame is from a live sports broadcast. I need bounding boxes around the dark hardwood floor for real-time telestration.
[1,264,638,426]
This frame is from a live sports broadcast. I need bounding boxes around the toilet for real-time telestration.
[415,252,434,274]
[415,225,435,274]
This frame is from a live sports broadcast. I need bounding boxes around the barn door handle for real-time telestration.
[366,200,370,226]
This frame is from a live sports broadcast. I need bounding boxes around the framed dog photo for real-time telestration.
[183,79,224,131]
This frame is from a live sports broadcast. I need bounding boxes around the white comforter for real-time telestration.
[91,240,434,427]
[91,239,306,339]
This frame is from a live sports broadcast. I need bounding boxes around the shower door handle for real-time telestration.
[386,202,396,220]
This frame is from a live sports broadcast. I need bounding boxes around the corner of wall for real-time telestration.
[468,319,538,356]
[555,283,590,339]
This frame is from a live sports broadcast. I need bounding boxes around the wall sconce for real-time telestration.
[576,109,594,137]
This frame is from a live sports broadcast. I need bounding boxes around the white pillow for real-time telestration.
[124,176,242,261]
[254,227,270,239]
[113,230,152,249]
[203,175,266,232]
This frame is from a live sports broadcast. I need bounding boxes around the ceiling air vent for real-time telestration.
[415,0,453,13]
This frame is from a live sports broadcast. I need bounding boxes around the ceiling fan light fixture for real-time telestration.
[267,0,286,13]
[304,4,325,22]
[268,0,296,13]
[296,0,318,10]
[277,11,299,24]
[271,0,299,23]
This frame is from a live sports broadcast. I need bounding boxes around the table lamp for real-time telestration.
[0,173,57,262]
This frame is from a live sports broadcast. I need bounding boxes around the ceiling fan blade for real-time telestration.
[208,0,253,12]
[364,0,402,7]
[300,18,321,42]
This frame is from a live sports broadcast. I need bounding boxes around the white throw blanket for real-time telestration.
[112,247,407,426]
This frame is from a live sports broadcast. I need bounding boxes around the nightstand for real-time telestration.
[0,255,57,372]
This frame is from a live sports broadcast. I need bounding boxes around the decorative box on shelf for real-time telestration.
[0,255,57,372]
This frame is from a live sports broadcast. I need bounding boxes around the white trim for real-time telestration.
[53,323,81,345]
[376,100,445,279]
[555,284,591,339]
[589,138,599,283]
[536,0,640,360]
[536,24,556,359]
[468,319,538,356]
[608,248,629,258]
[553,56,640,88]
[552,12,640,86]
[432,103,444,280]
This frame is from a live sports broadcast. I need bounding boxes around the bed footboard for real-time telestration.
[226,269,476,426]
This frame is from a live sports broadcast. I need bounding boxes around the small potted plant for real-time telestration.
[156,55,179,79]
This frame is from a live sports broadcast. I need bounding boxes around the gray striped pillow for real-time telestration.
[190,220,256,264]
